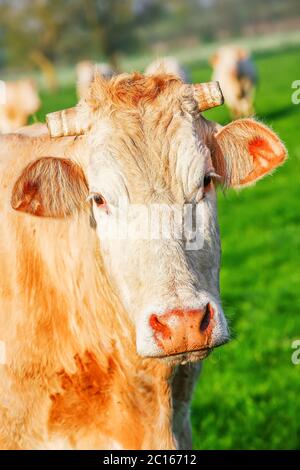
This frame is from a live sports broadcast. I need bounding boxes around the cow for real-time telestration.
[145,57,191,83]
[0,72,286,450]
[210,45,257,118]
[76,60,116,99]
[0,78,40,133]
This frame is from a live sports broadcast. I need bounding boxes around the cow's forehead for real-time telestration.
[86,73,211,201]
[88,113,210,204]
[87,72,184,109]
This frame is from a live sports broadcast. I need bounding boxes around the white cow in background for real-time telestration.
[0,78,40,133]
[211,45,257,118]
[145,57,191,83]
[76,60,116,99]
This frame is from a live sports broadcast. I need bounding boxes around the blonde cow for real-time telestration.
[0,79,40,133]
[145,57,190,83]
[76,60,116,99]
[211,45,257,118]
[0,72,286,449]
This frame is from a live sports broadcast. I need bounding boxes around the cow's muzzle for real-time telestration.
[148,304,229,357]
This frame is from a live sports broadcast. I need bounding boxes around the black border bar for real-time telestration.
[0,450,299,466]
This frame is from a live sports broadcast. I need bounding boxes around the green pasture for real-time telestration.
[34,46,300,450]
[192,47,300,450]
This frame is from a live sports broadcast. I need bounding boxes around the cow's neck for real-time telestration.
[7,211,176,449]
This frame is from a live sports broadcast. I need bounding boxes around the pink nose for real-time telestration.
[149,304,215,356]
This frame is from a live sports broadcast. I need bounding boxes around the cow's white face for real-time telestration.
[87,111,229,362]
[12,73,286,363]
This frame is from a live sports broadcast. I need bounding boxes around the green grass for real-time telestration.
[191,47,300,449]
[33,46,300,449]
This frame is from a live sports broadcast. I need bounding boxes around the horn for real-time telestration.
[46,107,87,137]
[193,81,224,112]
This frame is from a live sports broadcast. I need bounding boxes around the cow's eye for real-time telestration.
[92,193,106,208]
[203,174,212,189]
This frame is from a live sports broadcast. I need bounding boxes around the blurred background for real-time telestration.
[1,0,300,450]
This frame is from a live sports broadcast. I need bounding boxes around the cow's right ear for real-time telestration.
[11,157,88,217]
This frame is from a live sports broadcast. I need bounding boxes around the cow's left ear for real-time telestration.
[11,157,88,217]
[211,119,287,188]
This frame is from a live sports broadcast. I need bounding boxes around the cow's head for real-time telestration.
[11,73,286,364]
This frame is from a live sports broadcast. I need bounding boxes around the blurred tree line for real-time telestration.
[0,0,299,71]
[0,0,164,70]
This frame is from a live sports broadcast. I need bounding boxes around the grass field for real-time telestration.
[191,47,300,450]
[35,46,300,449]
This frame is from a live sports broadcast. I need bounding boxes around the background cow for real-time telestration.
[76,60,116,99]
[0,72,286,449]
[210,45,257,118]
[0,79,40,133]
[145,56,191,83]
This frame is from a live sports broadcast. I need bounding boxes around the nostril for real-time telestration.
[200,303,211,332]
[149,314,171,338]
[150,314,163,332]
